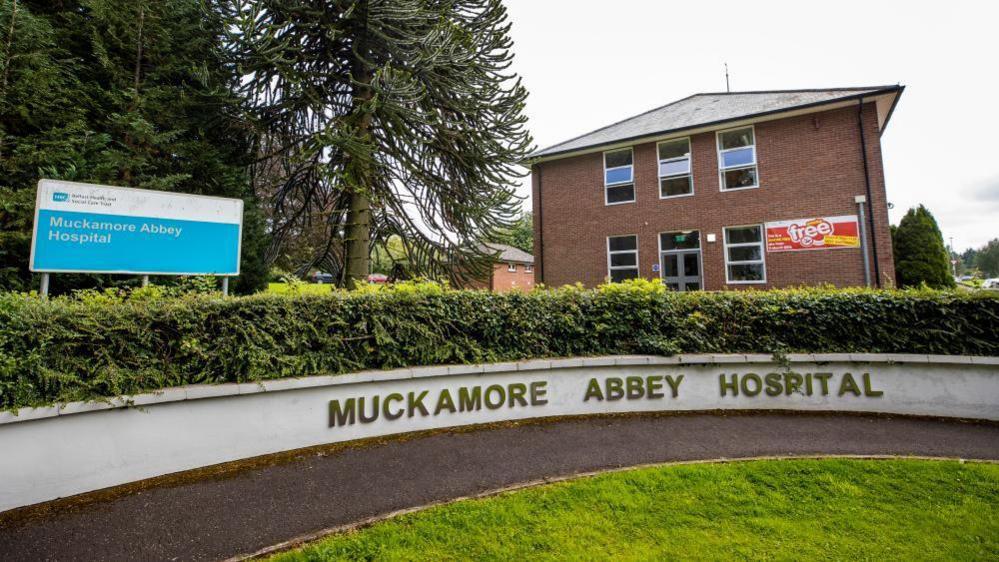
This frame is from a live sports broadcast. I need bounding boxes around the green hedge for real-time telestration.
[1,281,998,411]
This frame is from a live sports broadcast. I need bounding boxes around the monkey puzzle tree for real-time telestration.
[226,0,532,288]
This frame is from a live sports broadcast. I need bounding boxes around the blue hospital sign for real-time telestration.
[30,180,243,275]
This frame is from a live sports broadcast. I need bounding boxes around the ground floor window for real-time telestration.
[724,225,766,283]
[607,235,639,282]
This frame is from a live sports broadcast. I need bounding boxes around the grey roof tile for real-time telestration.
[530,86,900,159]
[483,243,534,264]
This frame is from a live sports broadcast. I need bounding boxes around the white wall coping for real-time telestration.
[3,353,997,426]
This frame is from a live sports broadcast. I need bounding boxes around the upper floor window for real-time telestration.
[603,148,635,204]
[723,225,766,283]
[507,263,517,272]
[607,235,639,282]
[658,138,693,198]
[717,126,758,190]
[525,264,533,273]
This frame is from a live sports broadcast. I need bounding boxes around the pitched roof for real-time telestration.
[529,86,903,161]
[483,243,534,264]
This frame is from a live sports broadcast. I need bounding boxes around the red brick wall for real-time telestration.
[532,102,895,290]
[490,262,535,292]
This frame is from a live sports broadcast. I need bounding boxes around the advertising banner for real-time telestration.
[765,215,860,252]
[30,180,243,275]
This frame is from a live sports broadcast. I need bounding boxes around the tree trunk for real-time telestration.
[343,4,373,290]
[343,182,370,289]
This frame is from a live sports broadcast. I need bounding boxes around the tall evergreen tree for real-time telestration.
[226,0,532,288]
[0,0,268,293]
[975,239,999,277]
[892,205,956,289]
[961,247,979,273]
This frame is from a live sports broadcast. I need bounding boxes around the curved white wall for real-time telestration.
[1,353,997,512]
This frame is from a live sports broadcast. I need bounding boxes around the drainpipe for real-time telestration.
[855,195,872,287]
[857,100,882,287]
[535,165,544,284]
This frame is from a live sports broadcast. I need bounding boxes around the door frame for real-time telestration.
[658,230,703,291]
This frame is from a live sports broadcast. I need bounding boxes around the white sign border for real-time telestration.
[29,179,244,276]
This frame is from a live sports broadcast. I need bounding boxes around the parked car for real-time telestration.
[984,278,999,289]
[311,272,335,284]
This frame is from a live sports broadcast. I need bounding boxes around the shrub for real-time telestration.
[892,205,955,289]
[0,281,997,411]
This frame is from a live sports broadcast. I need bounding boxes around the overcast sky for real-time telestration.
[504,0,997,251]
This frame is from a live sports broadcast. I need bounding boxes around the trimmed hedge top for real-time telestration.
[1,280,998,411]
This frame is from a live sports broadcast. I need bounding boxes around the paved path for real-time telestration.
[1,413,997,561]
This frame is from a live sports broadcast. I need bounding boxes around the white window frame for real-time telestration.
[603,148,636,206]
[723,224,767,284]
[507,263,517,272]
[716,125,760,192]
[657,137,694,199]
[606,234,639,282]
[525,264,533,273]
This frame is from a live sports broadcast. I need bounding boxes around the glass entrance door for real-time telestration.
[660,231,702,291]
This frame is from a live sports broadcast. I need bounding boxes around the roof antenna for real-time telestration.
[725,62,730,92]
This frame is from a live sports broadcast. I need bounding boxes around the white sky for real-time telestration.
[505,0,998,251]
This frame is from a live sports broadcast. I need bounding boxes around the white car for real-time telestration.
[984,278,999,289]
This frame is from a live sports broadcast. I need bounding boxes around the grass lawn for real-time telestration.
[270,459,998,561]
[267,283,334,295]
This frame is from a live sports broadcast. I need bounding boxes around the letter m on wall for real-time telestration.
[329,398,356,427]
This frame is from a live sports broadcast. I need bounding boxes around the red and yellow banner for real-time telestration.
[765,215,860,252]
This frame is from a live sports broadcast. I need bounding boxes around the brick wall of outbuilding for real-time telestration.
[531,102,895,290]
[490,262,535,292]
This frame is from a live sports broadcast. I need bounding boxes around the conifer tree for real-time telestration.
[892,205,956,289]
[975,239,999,277]
[226,0,532,288]
[0,0,268,293]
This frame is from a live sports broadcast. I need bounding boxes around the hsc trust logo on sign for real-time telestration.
[765,215,861,252]
[52,192,69,202]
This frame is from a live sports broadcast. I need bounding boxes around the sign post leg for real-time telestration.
[141,275,149,288]
[221,277,229,297]
[39,273,50,299]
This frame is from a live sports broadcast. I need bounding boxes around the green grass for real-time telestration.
[270,459,998,561]
[266,282,334,295]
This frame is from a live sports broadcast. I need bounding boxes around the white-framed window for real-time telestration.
[657,138,693,198]
[603,148,635,205]
[607,235,639,282]
[507,263,517,272]
[723,225,766,284]
[717,126,759,191]
[525,264,533,273]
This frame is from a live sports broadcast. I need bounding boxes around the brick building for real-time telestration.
[469,243,535,292]
[529,86,903,290]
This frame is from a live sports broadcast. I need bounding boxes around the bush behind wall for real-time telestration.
[1,281,997,411]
